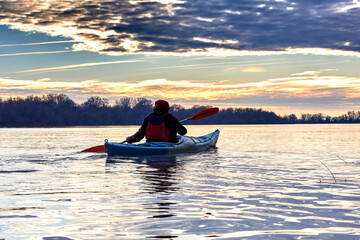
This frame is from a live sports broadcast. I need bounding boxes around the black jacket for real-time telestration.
[126,112,187,143]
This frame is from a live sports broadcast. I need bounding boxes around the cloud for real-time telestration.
[0,0,359,56]
[242,67,265,73]
[291,71,322,76]
[290,69,337,77]
[336,0,360,12]
[1,73,360,112]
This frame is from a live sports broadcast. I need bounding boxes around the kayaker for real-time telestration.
[125,100,187,143]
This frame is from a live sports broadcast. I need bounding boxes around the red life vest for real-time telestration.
[146,119,171,142]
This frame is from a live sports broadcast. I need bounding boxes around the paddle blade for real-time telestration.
[81,145,106,152]
[187,107,219,121]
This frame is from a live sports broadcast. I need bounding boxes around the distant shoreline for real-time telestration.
[1,94,360,127]
[2,122,360,129]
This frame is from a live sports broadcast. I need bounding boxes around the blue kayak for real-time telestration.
[105,129,219,156]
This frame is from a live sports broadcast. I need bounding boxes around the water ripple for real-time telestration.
[1,125,360,239]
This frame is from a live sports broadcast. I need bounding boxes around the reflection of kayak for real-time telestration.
[105,130,219,156]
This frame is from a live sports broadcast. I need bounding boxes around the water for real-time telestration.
[1,125,360,239]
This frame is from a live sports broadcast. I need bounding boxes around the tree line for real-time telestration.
[0,94,359,127]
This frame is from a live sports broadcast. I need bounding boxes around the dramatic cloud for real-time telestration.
[1,72,360,113]
[0,0,359,56]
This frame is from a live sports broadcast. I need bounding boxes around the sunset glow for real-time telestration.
[1,0,359,116]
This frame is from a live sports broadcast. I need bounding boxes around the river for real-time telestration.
[1,124,360,239]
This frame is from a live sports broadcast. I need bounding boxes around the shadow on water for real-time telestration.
[105,155,184,239]
[105,154,181,196]
[107,155,180,188]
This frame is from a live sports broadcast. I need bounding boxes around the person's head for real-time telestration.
[154,100,170,113]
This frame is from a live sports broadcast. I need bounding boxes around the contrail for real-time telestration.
[0,50,71,57]
[17,60,141,73]
[0,40,78,47]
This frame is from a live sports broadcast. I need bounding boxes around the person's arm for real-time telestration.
[125,117,148,143]
[168,116,187,135]
[176,120,187,135]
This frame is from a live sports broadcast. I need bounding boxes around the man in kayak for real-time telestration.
[125,100,187,143]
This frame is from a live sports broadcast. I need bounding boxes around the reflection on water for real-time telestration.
[0,125,360,239]
[107,155,180,221]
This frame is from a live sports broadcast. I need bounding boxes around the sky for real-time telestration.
[0,0,360,116]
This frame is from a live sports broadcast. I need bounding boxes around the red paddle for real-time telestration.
[81,107,219,152]
[81,145,105,152]
[180,107,219,123]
